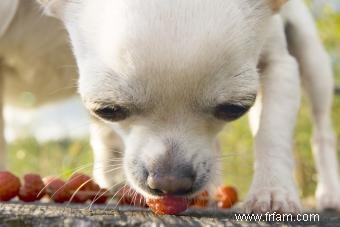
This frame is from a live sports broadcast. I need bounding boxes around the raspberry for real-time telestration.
[118,186,147,207]
[43,176,71,203]
[92,188,109,204]
[18,173,46,202]
[131,193,147,207]
[83,181,111,204]
[118,185,133,205]
[190,190,209,208]
[215,186,238,208]
[146,196,189,215]
[64,173,93,203]
[0,171,21,201]
[88,182,101,192]
[87,182,101,201]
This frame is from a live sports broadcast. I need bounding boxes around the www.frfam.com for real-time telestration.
[234,212,320,222]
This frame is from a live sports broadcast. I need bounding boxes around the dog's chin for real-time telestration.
[136,187,207,200]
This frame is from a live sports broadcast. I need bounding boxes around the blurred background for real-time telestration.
[5,0,340,205]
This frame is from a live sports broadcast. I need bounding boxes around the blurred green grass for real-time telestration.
[8,139,93,179]
[8,5,340,201]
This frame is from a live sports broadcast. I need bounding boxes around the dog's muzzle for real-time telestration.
[144,164,195,196]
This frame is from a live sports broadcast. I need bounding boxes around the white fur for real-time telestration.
[1,0,338,213]
[281,0,339,211]
[90,117,124,189]
[246,15,302,213]
[61,0,272,199]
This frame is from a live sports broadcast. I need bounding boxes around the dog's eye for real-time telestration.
[214,103,250,121]
[93,105,130,122]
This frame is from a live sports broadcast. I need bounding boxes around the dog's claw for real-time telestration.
[243,187,301,214]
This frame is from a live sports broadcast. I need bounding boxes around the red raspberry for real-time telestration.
[215,186,238,209]
[92,188,109,204]
[64,173,93,203]
[146,196,189,215]
[190,190,209,208]
[18,173,46,202]
[87,182,101,201]
[118,186,147,207]
[43,176,71,203]
[118,185,135,205]
[88,182,101,191]
[0,171,21,201]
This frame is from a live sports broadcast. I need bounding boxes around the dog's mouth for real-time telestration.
[145,187,195,197]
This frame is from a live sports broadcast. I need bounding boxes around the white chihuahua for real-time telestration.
[0,0,338,213]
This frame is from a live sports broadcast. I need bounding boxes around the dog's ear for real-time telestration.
[36,0,68,18]
[268,0,288,12]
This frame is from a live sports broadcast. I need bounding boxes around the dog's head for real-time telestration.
[38,0,287,198]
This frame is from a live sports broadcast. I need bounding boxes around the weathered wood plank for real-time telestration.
[0,202,337,226]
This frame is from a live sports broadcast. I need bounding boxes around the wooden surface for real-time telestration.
[0,202,338,226]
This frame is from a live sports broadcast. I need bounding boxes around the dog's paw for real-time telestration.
[315,183,340,211]
[243,187,301,214]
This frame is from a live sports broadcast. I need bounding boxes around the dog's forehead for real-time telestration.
[75,0,269,104]
[75,0,270,70]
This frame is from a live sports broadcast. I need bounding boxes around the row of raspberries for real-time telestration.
[147,187,238,215]
[0,171,108,204]
[0,171,238,215]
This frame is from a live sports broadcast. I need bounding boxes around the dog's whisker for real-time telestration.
[106,165,124,168]
[38,162,97,197]
[132,191,138,206]
[116,184,133,209]
[106,158,123,161]
[48,174,79,201]
[88,180,124,210]
[105,183,128,211]
[67,178,95,206]
[46,164,122,200]
[102,166,123,174]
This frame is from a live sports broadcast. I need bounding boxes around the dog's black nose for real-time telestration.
[144,139,196,195]
[146,165,195,196]
[147,174,194,196]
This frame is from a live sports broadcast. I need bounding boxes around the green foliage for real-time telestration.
[316,8,340,50]
[8,138,92,179]
[218,117,253,199]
